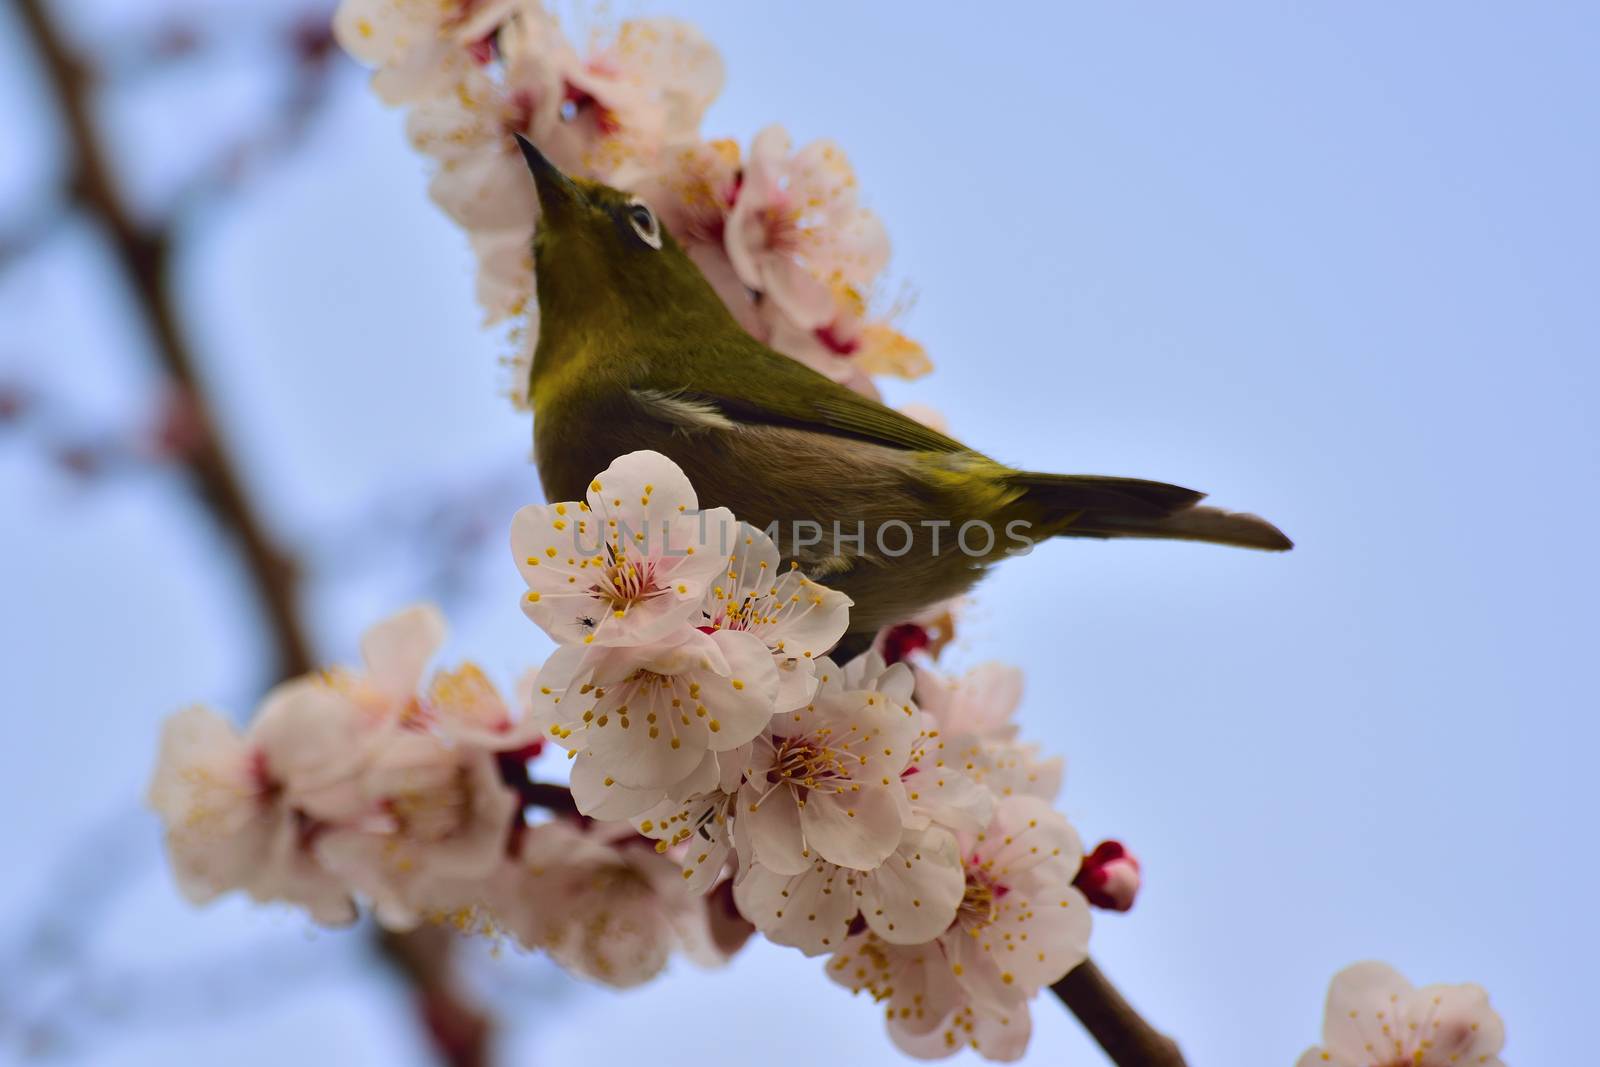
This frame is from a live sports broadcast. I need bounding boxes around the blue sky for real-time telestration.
[2,1,1596,1063]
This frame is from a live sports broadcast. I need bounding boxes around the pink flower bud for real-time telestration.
[1074,840,1141,912]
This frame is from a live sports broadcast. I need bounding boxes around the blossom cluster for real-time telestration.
[512,450,1095,1058]
[149,450,1102,1059]
[334,0,930,402]
[146,601,735,985]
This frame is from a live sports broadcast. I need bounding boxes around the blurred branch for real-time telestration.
[0,380,204,483]
[377,928,490,1067]
[12,2,490,1065]
[161,13,343,219]
[1052,959,1187,1067]
[14,0,313,683]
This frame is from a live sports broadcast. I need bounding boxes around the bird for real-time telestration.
[513,134,1291,661]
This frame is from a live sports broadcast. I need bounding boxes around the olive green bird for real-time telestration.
[514,135,1291,659]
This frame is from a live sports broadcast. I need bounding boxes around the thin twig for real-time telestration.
[1052,958,1188,1067]
[12,3,490,1064]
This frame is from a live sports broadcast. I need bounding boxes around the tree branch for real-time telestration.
[13,3,488,1064]
[1052,958,1188,1067]
[14,0,313,683]
[377,927,490,1067]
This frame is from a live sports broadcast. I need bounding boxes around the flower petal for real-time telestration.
[359,604,446,704]
[799,785,904,871]
[860,827,965,945]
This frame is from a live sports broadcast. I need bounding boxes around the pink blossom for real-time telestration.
[725,126,889,333]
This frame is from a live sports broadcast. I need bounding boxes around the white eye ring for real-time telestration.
[625,197,662,250]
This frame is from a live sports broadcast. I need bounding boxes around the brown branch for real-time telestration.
[377,927,490,1067]
[518,781,582,817]
[15,0,312,683]
[13,3,488,1065]
[1052,958,1187,1067]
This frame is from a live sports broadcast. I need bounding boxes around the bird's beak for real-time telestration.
[515,134,582,219]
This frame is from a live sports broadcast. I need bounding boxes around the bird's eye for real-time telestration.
[625,198,662,250]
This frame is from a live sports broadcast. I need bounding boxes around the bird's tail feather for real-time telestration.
[1005,472,1293,552]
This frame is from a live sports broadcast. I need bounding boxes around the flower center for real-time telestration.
[757,200,803,254]
[768,736,850,796]
[592,544,661,614]
[389,766,472,843]
[955,869,1005,933]
[711,592,766,632]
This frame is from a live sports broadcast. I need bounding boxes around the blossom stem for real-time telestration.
[1051,958,1188,1067]
[12,4,487,1065]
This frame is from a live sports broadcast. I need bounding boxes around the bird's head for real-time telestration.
[515,134,731,343]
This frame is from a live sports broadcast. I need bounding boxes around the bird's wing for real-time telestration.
[632,341,970,455]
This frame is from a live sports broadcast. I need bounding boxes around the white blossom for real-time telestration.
[147,697,357,926]
[334,0,518,104]
[530,628,779,808]
[733,825,964,955]
[530,17,724,185]
[699,522,852,712]
[913,662,1063,802]
[497,819,724,987]
[900,716,997,837]
[738,657,918,874]
[631,754,744,892]
[425,662,525,747]
[313,731,517,929]
[1297,962,1506,1067]
[469,226,536,325]
[511,450,737,648]
[824,797,1091,1062]
[323,601,448,732]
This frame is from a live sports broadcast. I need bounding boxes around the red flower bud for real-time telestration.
[880,622,931,665]
[1074,840,1141,912]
